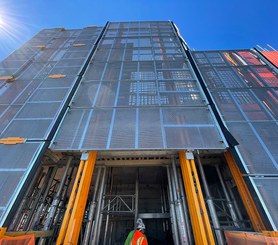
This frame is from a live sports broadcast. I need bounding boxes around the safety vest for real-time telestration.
[130,230,148,245]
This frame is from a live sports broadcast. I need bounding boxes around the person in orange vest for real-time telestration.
[124,218,148,245]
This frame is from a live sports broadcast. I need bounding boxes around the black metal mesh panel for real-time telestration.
[52,109,92,150]
[0,26,102,222]
[194,49,278,175]
[252,177,278,228]
[16,102,61,119]
[210,90,245,121]
[110,108,136,149]
[0,105,21,133]
[29,88,69,102]
[51,21,226,151]
[162,107,216,125]
[138,108,163,148]
[83,62,106,81]
[0,171,25,207]
[165,126,223,149]
[40,77,78,88]
[227,122,277,174]
[81,109,113,149]
[0,143,42,169]
[1,119,53,139]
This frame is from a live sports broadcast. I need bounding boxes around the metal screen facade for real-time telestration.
[193,49,278,228]
[0,27,102,223]
[51,21,226,151]
[0,21,277,231]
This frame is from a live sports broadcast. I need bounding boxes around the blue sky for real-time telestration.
[0,0,277,61]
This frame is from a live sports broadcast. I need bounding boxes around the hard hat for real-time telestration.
[136,218,145,231]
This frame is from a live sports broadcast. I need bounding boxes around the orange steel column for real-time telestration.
[63,152,97,245]
[56,152,97,245]
[224,150,266,232]
[56,160,85,245]
[179,151,215,245]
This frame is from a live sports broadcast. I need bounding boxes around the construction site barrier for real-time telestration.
[225,231,278,245]
[0,234,35,245]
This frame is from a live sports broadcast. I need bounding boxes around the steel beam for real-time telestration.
[179,151,215,245]
[224,150,266,232]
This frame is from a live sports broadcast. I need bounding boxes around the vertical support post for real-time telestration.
[24,167,54,230]
[9,167,44,231]
[196,154,225,245]
[215,165,240,228]
[91,167,107,244]
[56,161,85,245]
[179,151,215,245]
[30,165,59,230]
[134,168,139,229]
[166,166,180,245]
[226,181,244,221]
[83,167,102,245]
[57,152,97,245]
[177,169,194,245]
[224,150,266,232]
[171,158,189,245]
[103,168,114,245]
[63,152,97,245]
[43,157,73,231]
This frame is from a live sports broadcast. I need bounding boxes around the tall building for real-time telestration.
[0,21,277,244]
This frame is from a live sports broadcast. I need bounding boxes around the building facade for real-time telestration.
[0,21,277,244]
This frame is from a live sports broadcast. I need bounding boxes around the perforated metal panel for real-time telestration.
[0,26,102,224]
[194,50,278,175]
[252,177,278,229]
[0,142,44,222]
[51,21,226,151]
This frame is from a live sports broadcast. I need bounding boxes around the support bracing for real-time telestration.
[166,166,180,245]
[196,154,225,245]
[171,158,190,245]
[83,167,102,245]
[179,151,215,245]
[91,167,107,245]
[224,150,266,232]
[43,157,73,231]
[56,152,97,245]
[215,165,240,228]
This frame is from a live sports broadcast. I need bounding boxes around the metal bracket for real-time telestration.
[81,152,89,160]
[32,45,46,50]
[0,76,15,82]
[186,151,194,160]
[0,137,26,145]
[48,74,66,79]
[72,43,86,47]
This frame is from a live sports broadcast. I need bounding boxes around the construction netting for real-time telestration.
[0,234,34,245]
[225,231,278,245]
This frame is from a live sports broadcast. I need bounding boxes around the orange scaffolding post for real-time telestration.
[57,152,97,245]
[179,151,215,245]
[224,150,266,232]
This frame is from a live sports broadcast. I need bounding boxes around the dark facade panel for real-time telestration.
[0,27,103,224]
[193,49,278,175]
[51,21,226,151]
[0,142,44,221]
[252,177,278,229]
